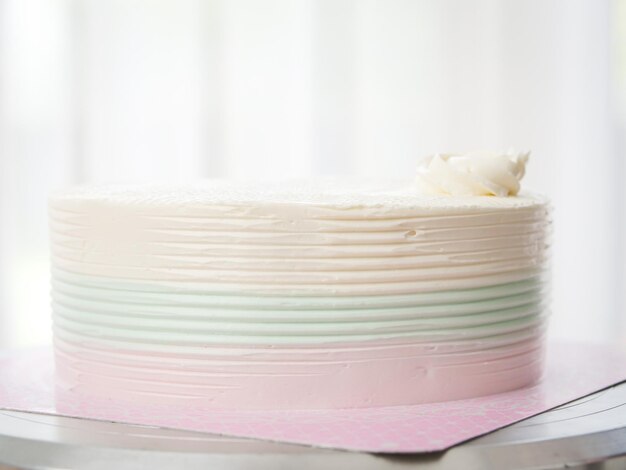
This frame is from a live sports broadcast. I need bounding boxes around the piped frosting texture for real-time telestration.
[416,151,530,196]
[50,179,551,409]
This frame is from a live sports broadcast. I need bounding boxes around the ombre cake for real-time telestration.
[49,154,551,410]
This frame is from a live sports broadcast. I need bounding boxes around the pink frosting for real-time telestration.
[55,332,545,410]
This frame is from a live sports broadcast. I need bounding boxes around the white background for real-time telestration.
[0,0,625,348]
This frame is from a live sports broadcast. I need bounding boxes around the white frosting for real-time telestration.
[50,177,542,209]
[416,151,530,197]
[49,179,549,296]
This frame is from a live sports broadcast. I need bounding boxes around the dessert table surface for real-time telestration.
[0,382,625,470]
[0,383,626,470]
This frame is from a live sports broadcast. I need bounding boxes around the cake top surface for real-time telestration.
[51,179,547,210]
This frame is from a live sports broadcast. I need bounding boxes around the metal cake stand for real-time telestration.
[1,382,625,470]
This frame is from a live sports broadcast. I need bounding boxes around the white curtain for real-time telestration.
[1,0,624,347]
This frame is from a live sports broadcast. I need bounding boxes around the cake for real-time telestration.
[49,152,550,410]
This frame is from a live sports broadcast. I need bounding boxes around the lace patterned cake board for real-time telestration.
[0,342,624,453]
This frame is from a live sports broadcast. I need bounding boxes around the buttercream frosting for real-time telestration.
[49,178,551,409]
[416,150,530,196]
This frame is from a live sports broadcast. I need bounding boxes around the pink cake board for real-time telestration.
[1,342,625,454]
